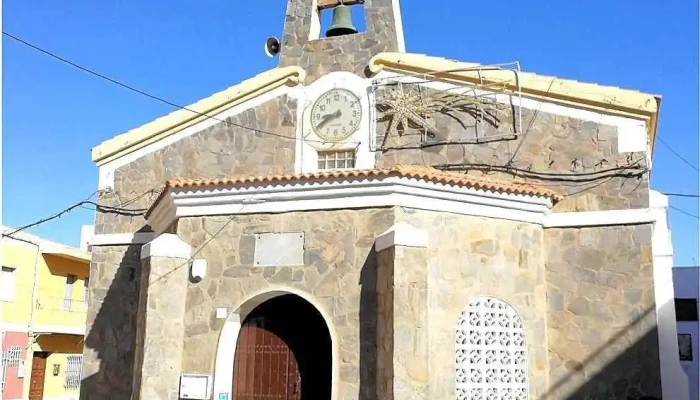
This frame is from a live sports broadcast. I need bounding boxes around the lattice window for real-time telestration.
[2,344,22,392]
[456,297,528,400]
[64,354,83,389]
[317,150,355,170]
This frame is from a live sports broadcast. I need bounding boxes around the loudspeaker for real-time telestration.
[264,36,281,58]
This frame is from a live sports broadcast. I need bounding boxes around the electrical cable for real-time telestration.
[2,191,151,237]
[669,205,699,220]
[656,136,699,172]
[2,31,329,145]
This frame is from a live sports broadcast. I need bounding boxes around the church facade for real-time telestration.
[81,1,688,399]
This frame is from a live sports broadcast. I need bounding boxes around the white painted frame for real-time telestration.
[212,287,338,400]
[295,71,377,173]
[371,70,649,155]
[650,190,690,400]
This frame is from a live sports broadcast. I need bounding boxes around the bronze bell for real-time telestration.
[325,4,358,37]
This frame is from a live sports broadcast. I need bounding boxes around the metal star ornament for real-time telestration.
[376,83,439,138]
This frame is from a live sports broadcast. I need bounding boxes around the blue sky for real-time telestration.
[3,0,698,265]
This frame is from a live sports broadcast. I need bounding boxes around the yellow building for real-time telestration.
[1,227,90,400]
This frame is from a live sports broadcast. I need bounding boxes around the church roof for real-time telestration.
[92,52,661,165]
[146,165,561,218]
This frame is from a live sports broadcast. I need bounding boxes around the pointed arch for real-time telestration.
[455,296,529,400]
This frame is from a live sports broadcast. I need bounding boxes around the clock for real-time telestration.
[310,88,362,141]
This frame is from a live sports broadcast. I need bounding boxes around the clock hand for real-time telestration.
[315,110,342,130]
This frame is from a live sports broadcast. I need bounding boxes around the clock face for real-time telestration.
[310,88,362,141]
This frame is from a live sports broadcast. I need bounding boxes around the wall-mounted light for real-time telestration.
[191,259,207,282]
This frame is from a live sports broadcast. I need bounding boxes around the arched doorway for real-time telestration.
[232,294,332,400]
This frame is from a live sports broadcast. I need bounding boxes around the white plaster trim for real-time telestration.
[391,0,406,53]
[140,234,192,260]
[213,287,339,400]
[375,222,428,252]
[79,225,95,251]
[543,208,654,228]
[372,71,649,148]
[89,232,157,246]
[31,324,86,336]
[1,323,29,333]
[148,173,665,234]
[617,123,647,153]
[649,189,690,400]
[147,176,553,233]
[98,85,301,189]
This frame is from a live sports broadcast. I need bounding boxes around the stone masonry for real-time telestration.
[81,245,140,400]
[374,86,650,212]
[166,207,658,399]
[278,0,402,83]
[545,225,661,399]
[176,209,394,400]
[132,236,191,400]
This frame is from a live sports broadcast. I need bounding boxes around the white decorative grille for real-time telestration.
[317,150,355,170]
[2,344,22,392]
[64,354,83,389]
[456,297,528,400]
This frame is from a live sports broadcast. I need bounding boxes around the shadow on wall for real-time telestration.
[358,247,378,400]
[357,248,671,400]
[80,238,145,400]
[545,303,667,400]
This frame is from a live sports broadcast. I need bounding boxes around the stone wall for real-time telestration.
[278,0,401,83]
[81,245,141,400]
[397,209,550,400]
[133,256,189,400]
[374,86,649,211]
[176,209,394,400]
[544,225,661,399]
[94,95,297,235]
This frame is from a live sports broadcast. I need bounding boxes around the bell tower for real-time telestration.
[278,0,405,83]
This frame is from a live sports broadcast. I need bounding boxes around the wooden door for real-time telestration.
[232,318,301,400]
[28,352,48,400]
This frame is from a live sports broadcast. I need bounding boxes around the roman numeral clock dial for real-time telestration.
[310,88,362,142]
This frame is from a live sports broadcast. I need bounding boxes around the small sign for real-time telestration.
[179,374,212,400]
[254,232,305,267]
[218,393,229,400]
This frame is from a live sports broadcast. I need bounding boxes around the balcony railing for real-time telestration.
[35,297,88,313]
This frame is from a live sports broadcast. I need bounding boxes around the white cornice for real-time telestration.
[90,232,157,247]
[543,208,654,228]
[375,222,428,252]
[147,176,554,234]
[140,234,192,260]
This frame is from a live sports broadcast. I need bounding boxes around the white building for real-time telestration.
[673,266,699,400]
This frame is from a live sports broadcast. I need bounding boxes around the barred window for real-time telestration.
[64,354,82,389]
[317,150,355,170]
[2,345,22,392]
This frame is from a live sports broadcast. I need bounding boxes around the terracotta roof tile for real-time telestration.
[148,165,560,217]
